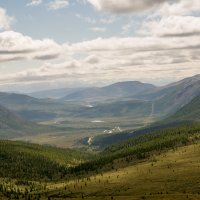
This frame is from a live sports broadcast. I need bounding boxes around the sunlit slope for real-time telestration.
[0,124,199,199]
[46,141,200,200]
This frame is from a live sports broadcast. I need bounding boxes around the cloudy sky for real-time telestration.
[0,0,200,92]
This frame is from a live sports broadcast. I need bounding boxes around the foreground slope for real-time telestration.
[0,123,199,199]
[47,141,200,200]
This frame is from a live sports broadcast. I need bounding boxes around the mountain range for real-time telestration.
[165,95,200,123]
[0,74,200,140]
[62,81,156,101]
[153,74,200,115]
[0,104,30,130]
[0,103,61,139]
[0,104,37,138]
[64,74,200,118]
[29,87,86,99]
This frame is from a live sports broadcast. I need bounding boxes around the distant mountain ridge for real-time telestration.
[0,104,37,138]
[0,92,59,121]
[0,92,42,105]
[77,99,153,118]
[62,75,200,119]
[0,75,200,123]
[0,104,29,129]
[62,81,156,101]
[29,87,87,99]
[165,95,200,123]
[127,74,200,116]
[0,103,60,139]
[153,75,200,115]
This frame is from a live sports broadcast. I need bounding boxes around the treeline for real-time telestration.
[87,121,189,149]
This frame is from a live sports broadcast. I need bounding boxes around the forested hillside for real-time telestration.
[0,123,199,199]
[0,140,92,181]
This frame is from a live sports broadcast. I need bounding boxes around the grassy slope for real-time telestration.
[1,142,199,199]
[0,124,199,199]
[45,141,200,200]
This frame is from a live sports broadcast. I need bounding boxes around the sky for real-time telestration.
[0,0,200,92]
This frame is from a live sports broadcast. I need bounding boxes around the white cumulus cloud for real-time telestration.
[1,0,200,88]
[48,0,69,10]
[27,0,42,6]
[0,31,61,62]
[0,7,13,30]
[140,16,200,37]
[87,0,170,13]
[90,27,106,32]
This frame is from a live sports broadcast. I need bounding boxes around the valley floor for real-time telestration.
[13,116,156,148]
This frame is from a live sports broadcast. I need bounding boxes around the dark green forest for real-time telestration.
[0,141,92,181]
